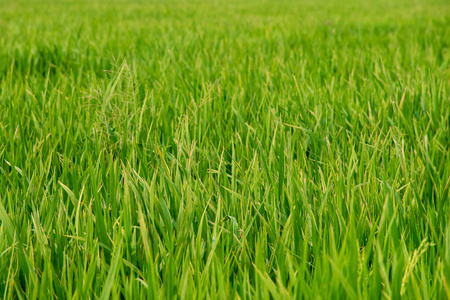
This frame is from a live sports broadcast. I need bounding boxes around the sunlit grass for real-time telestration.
[0,0,450,298]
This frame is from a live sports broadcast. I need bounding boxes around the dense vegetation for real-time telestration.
[1,0,450,298]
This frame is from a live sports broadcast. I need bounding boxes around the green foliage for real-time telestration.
[0,0,450,298]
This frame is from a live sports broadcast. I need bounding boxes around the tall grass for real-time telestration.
[0,0,450,298]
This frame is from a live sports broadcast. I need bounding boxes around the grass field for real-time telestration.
[1,0,450,298]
